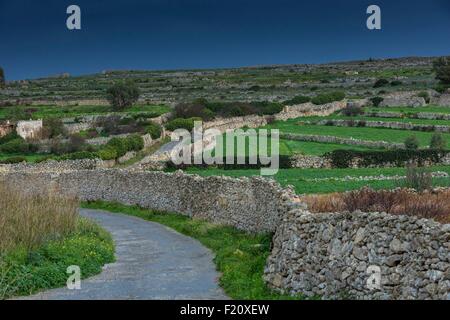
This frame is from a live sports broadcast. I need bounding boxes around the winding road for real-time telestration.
[20,209,228,300]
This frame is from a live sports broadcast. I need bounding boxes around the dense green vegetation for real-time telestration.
[433,57,450,85]
[82,201,305,300]
[326,149,449,168]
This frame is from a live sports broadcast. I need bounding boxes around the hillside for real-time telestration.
[0,56,442,104]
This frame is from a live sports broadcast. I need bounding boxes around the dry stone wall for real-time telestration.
[0,167,448,299]
[200,101,348,134]
[380,91,426,107]
[275,101,347,121]
[264,209,450,300]
[0,169,293,233]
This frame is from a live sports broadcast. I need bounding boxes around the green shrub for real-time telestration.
[97,147,117,160]
[165,117,201,132]
[390,80,402,86]
[0,156,27,164]
[173,99,216,120]
[404,135,419,150]
[403,164,432,192]
[96,135,144,160]
[0,132,19,145]
[284,95,310,105]
[370,96,384,107]
[311,91,345,105]
[435,83,450,94]
[430,133,446,150]
[0,138,30,154]
[43,118,67,138]
[254,101,284,115]
[105,137,128,157]
[126,134,144,151]
[373,78,389,88]
[417,91,431,104]
[146,122,162,139]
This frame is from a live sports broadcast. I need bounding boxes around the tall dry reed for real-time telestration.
[303,188,450,223]
[0,184,79,252]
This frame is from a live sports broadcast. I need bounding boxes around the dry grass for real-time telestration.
[0,184,79,252]
[303,187,450,223]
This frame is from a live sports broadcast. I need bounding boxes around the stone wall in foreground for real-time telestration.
[0,168,448,300]
[0,169,297,233]
[264,209,450,300]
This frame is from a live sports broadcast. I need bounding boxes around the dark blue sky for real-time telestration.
[1,0,450,80]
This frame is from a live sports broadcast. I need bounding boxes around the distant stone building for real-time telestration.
[16,120,43,140]
[0,121,14,138]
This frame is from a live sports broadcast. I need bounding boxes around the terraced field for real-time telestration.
[185,166,450,194]
[200,103,450,194]
[366,106,450,114]
[0,104,170,120]
[264,120,450,149]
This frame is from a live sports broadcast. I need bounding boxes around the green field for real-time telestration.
[366,106,450,114]
[264,120,450,148]
[300,115,450,126]
[213,134,380,157]
[0,153,48,163]
[184,166,450,194]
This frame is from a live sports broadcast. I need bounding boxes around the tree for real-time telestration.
[106,82,140,111]
[430,133,446,150]
[404,135,419,150]
[42,118,67,138]
[433,57,450,85]
[0,67,4,88]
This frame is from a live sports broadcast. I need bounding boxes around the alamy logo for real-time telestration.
[366,5,381,30]
[66,5,81,30]
[366,265,381,290]
[67,265,81,290]
[170,121,280,175]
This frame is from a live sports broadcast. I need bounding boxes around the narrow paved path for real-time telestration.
[21,209,228,300]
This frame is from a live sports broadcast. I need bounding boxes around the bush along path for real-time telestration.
[18,209,228,300]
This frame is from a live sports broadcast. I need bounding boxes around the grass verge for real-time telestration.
[0,218,115,299]
[81,201,304,300]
